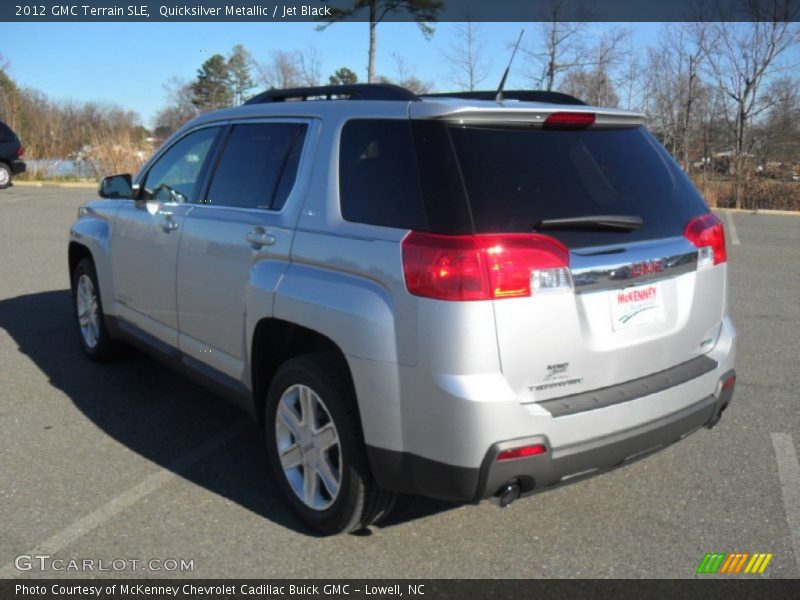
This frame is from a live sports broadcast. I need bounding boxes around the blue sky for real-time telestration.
[0,21,766,127]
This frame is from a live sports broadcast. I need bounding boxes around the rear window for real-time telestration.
[338,119,705,247]
[448,125,707,247]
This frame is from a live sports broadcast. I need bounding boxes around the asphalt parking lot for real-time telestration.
[0,185,798,579]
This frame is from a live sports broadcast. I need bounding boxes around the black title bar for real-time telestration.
[2,0,800,22]
[3,579,800,600]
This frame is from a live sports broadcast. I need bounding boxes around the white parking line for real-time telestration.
[0,420,247,578]
[772,433,800,575]
[724,210,741,245]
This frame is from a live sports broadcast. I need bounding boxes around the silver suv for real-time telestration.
[68,84,737,534]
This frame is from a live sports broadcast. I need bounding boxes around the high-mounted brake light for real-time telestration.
[543,112,596,129]
[16,146,25,158]
[496,444,547,461]
[402,232,571,301]
[684,214,726,266]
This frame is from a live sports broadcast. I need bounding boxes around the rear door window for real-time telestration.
[204,122,307,210]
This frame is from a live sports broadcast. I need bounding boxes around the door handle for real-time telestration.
[160,213,179,232]
[245,229,276,248]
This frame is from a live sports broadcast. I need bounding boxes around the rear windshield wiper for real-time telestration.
[534,215,643,232]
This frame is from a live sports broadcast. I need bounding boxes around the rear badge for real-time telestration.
[529,362,583,392]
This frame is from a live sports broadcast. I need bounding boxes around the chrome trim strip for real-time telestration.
[570,236,698,292]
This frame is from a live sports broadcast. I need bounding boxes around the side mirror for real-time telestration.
[98,174,133,199]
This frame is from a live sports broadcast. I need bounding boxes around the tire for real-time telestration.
[0,163,11,189]
[264,352,397,535]
[71,257,119,361]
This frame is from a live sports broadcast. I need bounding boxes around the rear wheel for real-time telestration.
[264,353,396,534]
[71,257,118,361]
[0,163,11,189]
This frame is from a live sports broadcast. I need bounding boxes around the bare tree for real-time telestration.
[379,55,434,94]
[616,39,642,111]
[702,8,799,206]
[257,50,303,89]
[561,70,619,107]
[154,77,198,138]
[558,27,629,106]
[518,0,593,91]
[257,48,322,90]
[441,20,491,91]
[676,24,707,173]
[0,61,21,132]
[394,55,433,94]
[296,46,323,87]
[760,76,800,164]
[643,46,680,153]
[642,24,708,171]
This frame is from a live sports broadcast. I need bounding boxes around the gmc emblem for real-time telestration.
[630,259,665,277]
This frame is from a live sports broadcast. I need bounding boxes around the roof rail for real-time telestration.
[245,83,419,104]
[422,90,586,106]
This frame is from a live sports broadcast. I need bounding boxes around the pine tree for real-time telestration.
[190,54,233,111]
[227,45,255,104]
[329,67,359,86]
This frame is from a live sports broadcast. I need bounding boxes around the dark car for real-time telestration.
[0,120,26,188]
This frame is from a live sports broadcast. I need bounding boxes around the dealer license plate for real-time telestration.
[610,283,665,331]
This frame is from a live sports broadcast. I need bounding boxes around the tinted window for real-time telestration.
[142,127,220,203]
[205,123,307,210]
[0,122,15,142]
[410,120,473,234]
[448,125,707,247]
[272,128,306,211]
[339,120,427,230]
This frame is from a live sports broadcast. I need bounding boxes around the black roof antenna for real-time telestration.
[496,29,525,103]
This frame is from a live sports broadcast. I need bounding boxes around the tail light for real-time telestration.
[496,444,547,461]
[401,232,571,301]
[684,214,726,266]
[16,146,25,158]
[543,112,596,130]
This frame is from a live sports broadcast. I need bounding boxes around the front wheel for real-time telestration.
[71,257,118,361]
[264,353,396,535]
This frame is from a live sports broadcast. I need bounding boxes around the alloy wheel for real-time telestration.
[76,273,100,349]
[274,384,342,510]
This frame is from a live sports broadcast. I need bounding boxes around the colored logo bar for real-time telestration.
[696,552,773,574]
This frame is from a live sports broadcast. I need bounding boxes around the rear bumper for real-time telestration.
[368,371,735,502]
[477,370,735,501]
[10,159,26,175]
[362,314,736,502]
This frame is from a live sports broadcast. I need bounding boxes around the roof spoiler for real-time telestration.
[422,91,586,106]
